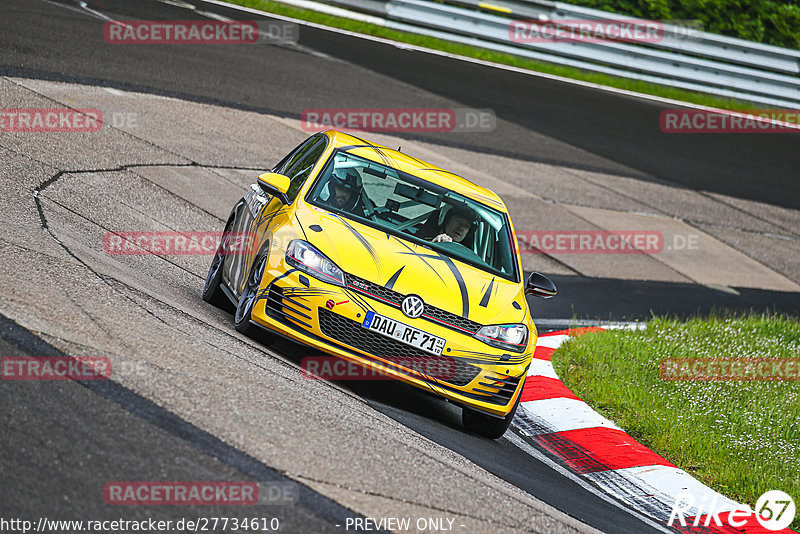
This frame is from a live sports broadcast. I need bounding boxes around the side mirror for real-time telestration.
[257,172,291,204]
[526,272,557,299]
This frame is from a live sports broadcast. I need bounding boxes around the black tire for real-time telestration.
[234,254,276,345]
[462,378,524,439]
[202,220,235,312]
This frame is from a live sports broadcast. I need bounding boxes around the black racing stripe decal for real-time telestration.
[343,142,394,167]
[295,213,309,240]
[436,253,469,319]
[392,238,445,283]
[479,277,495,308]
[418,168,463,178]
[476,195,504,208]
[345,288,375,313]
[365,144,395,167]
[385,266,404,290]
[259,268,301,303]
[282,289,340,302]
[269,267,299,285]
[453,355,516,365]
[451,348,532,358]
[333,215,382,275]
[339,143,372,151]
[255,206,287,231]
[399,248,470,318]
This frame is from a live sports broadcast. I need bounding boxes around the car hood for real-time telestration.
[296,203,528,326]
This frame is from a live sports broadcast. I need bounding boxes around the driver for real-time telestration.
[325,168,367,216]
[430,205,478,244]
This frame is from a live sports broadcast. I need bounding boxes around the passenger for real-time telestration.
[419,205,478,244]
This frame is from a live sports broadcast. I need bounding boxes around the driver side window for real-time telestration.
[276,135,327,203]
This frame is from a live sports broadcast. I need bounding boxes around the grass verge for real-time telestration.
[226,0,768,113]
[552,314,800,530]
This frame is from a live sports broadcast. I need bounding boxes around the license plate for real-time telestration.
[362,312,445,356]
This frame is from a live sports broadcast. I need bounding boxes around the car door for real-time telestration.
[224,134,329,297]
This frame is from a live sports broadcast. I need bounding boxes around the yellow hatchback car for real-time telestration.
[203,130,556,438]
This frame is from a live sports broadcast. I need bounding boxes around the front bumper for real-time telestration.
[250,264,533,418]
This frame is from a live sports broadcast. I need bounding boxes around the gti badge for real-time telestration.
[351,280,369,290]
[401,295,425,319]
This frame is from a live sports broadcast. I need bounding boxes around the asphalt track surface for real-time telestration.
[3,0,799,210]
[539,274,800,322]
[2,1,799,534]
[0,314,369,533]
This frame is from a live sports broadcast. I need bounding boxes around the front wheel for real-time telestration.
[202,219,235,312]
[462,379,524,439]
[234,254,276,346]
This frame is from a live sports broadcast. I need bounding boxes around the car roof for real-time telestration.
[322,129,507,212]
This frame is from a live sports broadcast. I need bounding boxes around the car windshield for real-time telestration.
[306,150,519,282]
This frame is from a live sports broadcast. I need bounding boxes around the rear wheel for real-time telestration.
[202,219,235,312]
[462,379,524,439]
[234,254,276,346]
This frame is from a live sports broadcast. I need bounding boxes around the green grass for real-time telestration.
[552,314,800,530]
[228,0,770,113]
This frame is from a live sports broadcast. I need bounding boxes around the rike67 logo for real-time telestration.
[668,490,796,532]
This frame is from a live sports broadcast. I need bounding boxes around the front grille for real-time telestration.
[317,308,481,387]
[345,273,482,335]
[422,305,482,334]
[346,273,402,306]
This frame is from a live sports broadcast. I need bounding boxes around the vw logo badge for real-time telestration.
[401,295,425,319]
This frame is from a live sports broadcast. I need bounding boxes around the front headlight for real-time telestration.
[474,324,528,352]
[285,240,345,286]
